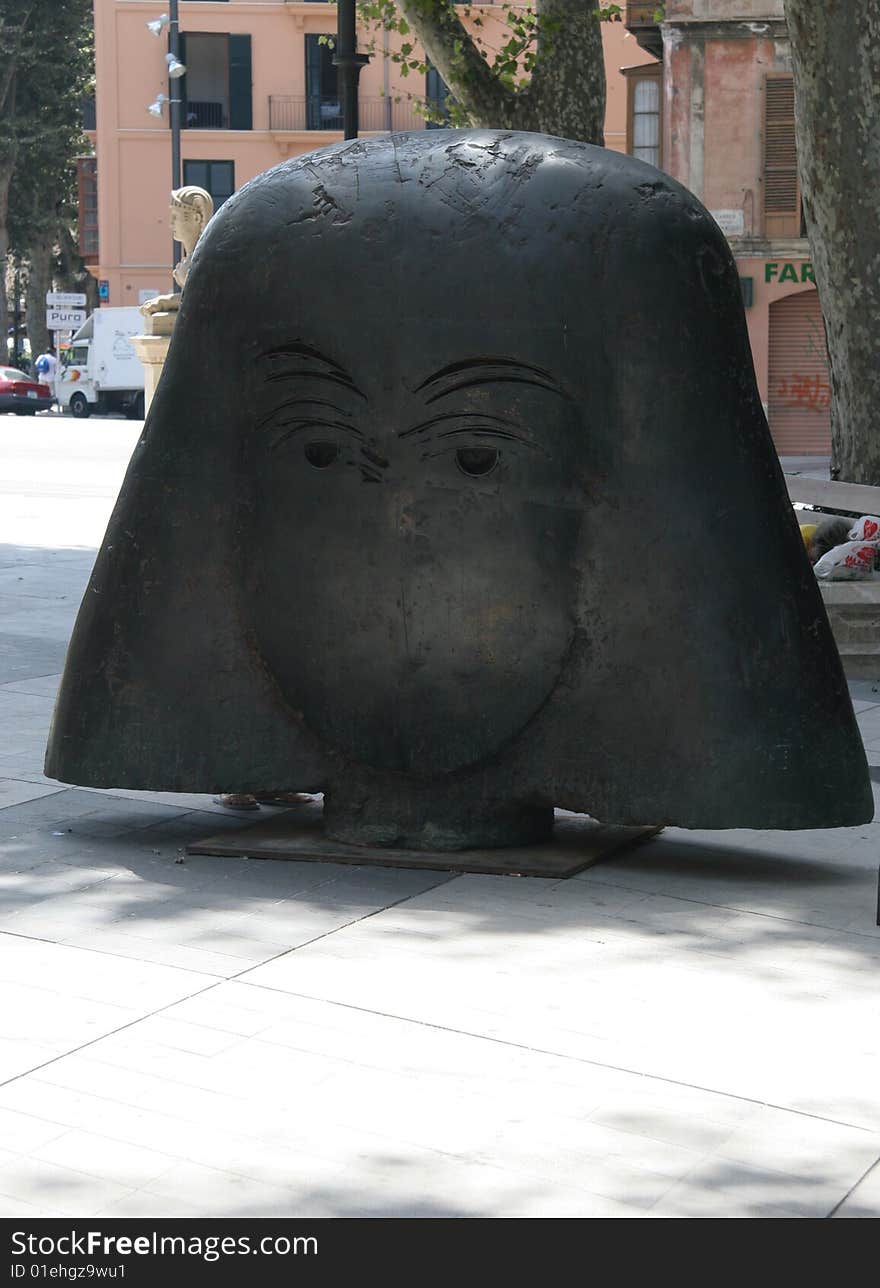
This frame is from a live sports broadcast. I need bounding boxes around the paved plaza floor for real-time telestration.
[0,418,878,1218]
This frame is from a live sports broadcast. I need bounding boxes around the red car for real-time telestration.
[0,366,53,414]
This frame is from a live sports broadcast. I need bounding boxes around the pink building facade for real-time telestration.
[91,3,649,311]
[625,1,830,455]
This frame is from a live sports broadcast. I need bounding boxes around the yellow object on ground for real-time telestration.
[799,523,818,552]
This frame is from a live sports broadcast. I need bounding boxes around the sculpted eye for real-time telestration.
[304,441,340,469]
[455,446,499,477]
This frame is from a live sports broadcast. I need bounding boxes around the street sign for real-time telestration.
[46,307,87,331]
[98,280,110,301]
[46,291,87,309]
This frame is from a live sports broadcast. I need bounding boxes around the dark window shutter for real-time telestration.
[177,32,188,129]
[764,76,800,237]
[229,33,252,130]
[305,34,323,128]
[425,60,451,129]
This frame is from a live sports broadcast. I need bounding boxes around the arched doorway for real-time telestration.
[767,289,831,454]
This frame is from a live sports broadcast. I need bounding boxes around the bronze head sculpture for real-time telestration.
[46,131,873,848]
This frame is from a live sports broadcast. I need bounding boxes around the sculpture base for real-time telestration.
[186,803,662,878]
[130,331,171,416]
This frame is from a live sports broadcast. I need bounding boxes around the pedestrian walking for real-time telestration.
[34,346,58,405]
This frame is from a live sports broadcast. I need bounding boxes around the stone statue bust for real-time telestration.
[47,131,873,848]
[140,185,214,331]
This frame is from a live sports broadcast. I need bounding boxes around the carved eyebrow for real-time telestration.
[414,358,571,404]
[400,410,546,454]
[267,417,364,451]
[260,342,366,399]
[255,396,353,432]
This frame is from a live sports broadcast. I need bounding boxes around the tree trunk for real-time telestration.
[57,223,99,312]
[526,0,605,144]
[0,160,14,361]
[394,0,605,143]
[25,231,53,360]
[785,0,880,484]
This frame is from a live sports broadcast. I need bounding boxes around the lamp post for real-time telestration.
[333,0,369,140]
[168,0,183,276]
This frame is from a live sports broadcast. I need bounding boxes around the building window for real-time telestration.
[624,63,662,169]
[183,160,235,211]
[305,34,340,129]
[763,75,801,238]
[179,32,252,130]
[425,61,451,129]
[77,156,98,260]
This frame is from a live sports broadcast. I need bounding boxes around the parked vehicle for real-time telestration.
[56,308,145,419]
[0,366,53,415]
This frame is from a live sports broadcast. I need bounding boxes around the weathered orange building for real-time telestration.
[625,0,829,454]
[89,3,650,311]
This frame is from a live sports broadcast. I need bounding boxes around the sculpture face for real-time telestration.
[168,186,212,257]
[169,202,194,245]
[45,131,873,846]
[245,344,583,773]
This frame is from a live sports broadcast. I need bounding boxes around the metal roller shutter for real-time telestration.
[768,289,831,455]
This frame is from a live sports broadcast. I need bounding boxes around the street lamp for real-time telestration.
[167,0,183,275]
[333,0,369,140]
[146,5,185,274]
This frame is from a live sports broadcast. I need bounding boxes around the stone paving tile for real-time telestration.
[126,1152,648,1218]
[0,1195,56,1218]
[649,1158,841,1218]
[848,680,880,703]
[0,934,215,1030]
[0,634,69,686]
[238,882,880,1135]
[832,1159,880,1217]
[0,789,158,838]
[0,595,80,637]
[55,931,260,979]
[32,1130,180,1189]
[0,673,62,698]
[712,1107,880,1184]
[0,563,86,598]
[3,974,872,1217]
[0,1082,262,1174]
[0,1155,134,1217]
[0,1106,70,1155]
[0,779,65,810]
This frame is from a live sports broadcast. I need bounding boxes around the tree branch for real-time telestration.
[395,0,518,127]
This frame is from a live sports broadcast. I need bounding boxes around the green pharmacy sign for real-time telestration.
[765,261,815,284]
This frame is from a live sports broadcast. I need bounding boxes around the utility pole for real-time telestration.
[169,0,183,273]
[334,0,370,140]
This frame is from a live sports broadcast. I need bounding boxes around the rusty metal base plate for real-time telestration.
[186,804,662,878]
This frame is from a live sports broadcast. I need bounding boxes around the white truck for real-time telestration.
[56,307,145,419]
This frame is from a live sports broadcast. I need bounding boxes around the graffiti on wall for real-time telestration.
[773,373,831,412]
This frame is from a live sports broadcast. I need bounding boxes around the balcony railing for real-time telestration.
[269,95,436,133]
[185,100,226,129]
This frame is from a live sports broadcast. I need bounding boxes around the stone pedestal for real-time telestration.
[130,328,172,416]
[186,800,663,877]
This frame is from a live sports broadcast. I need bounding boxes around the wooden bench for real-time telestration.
[785,473,880,679]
